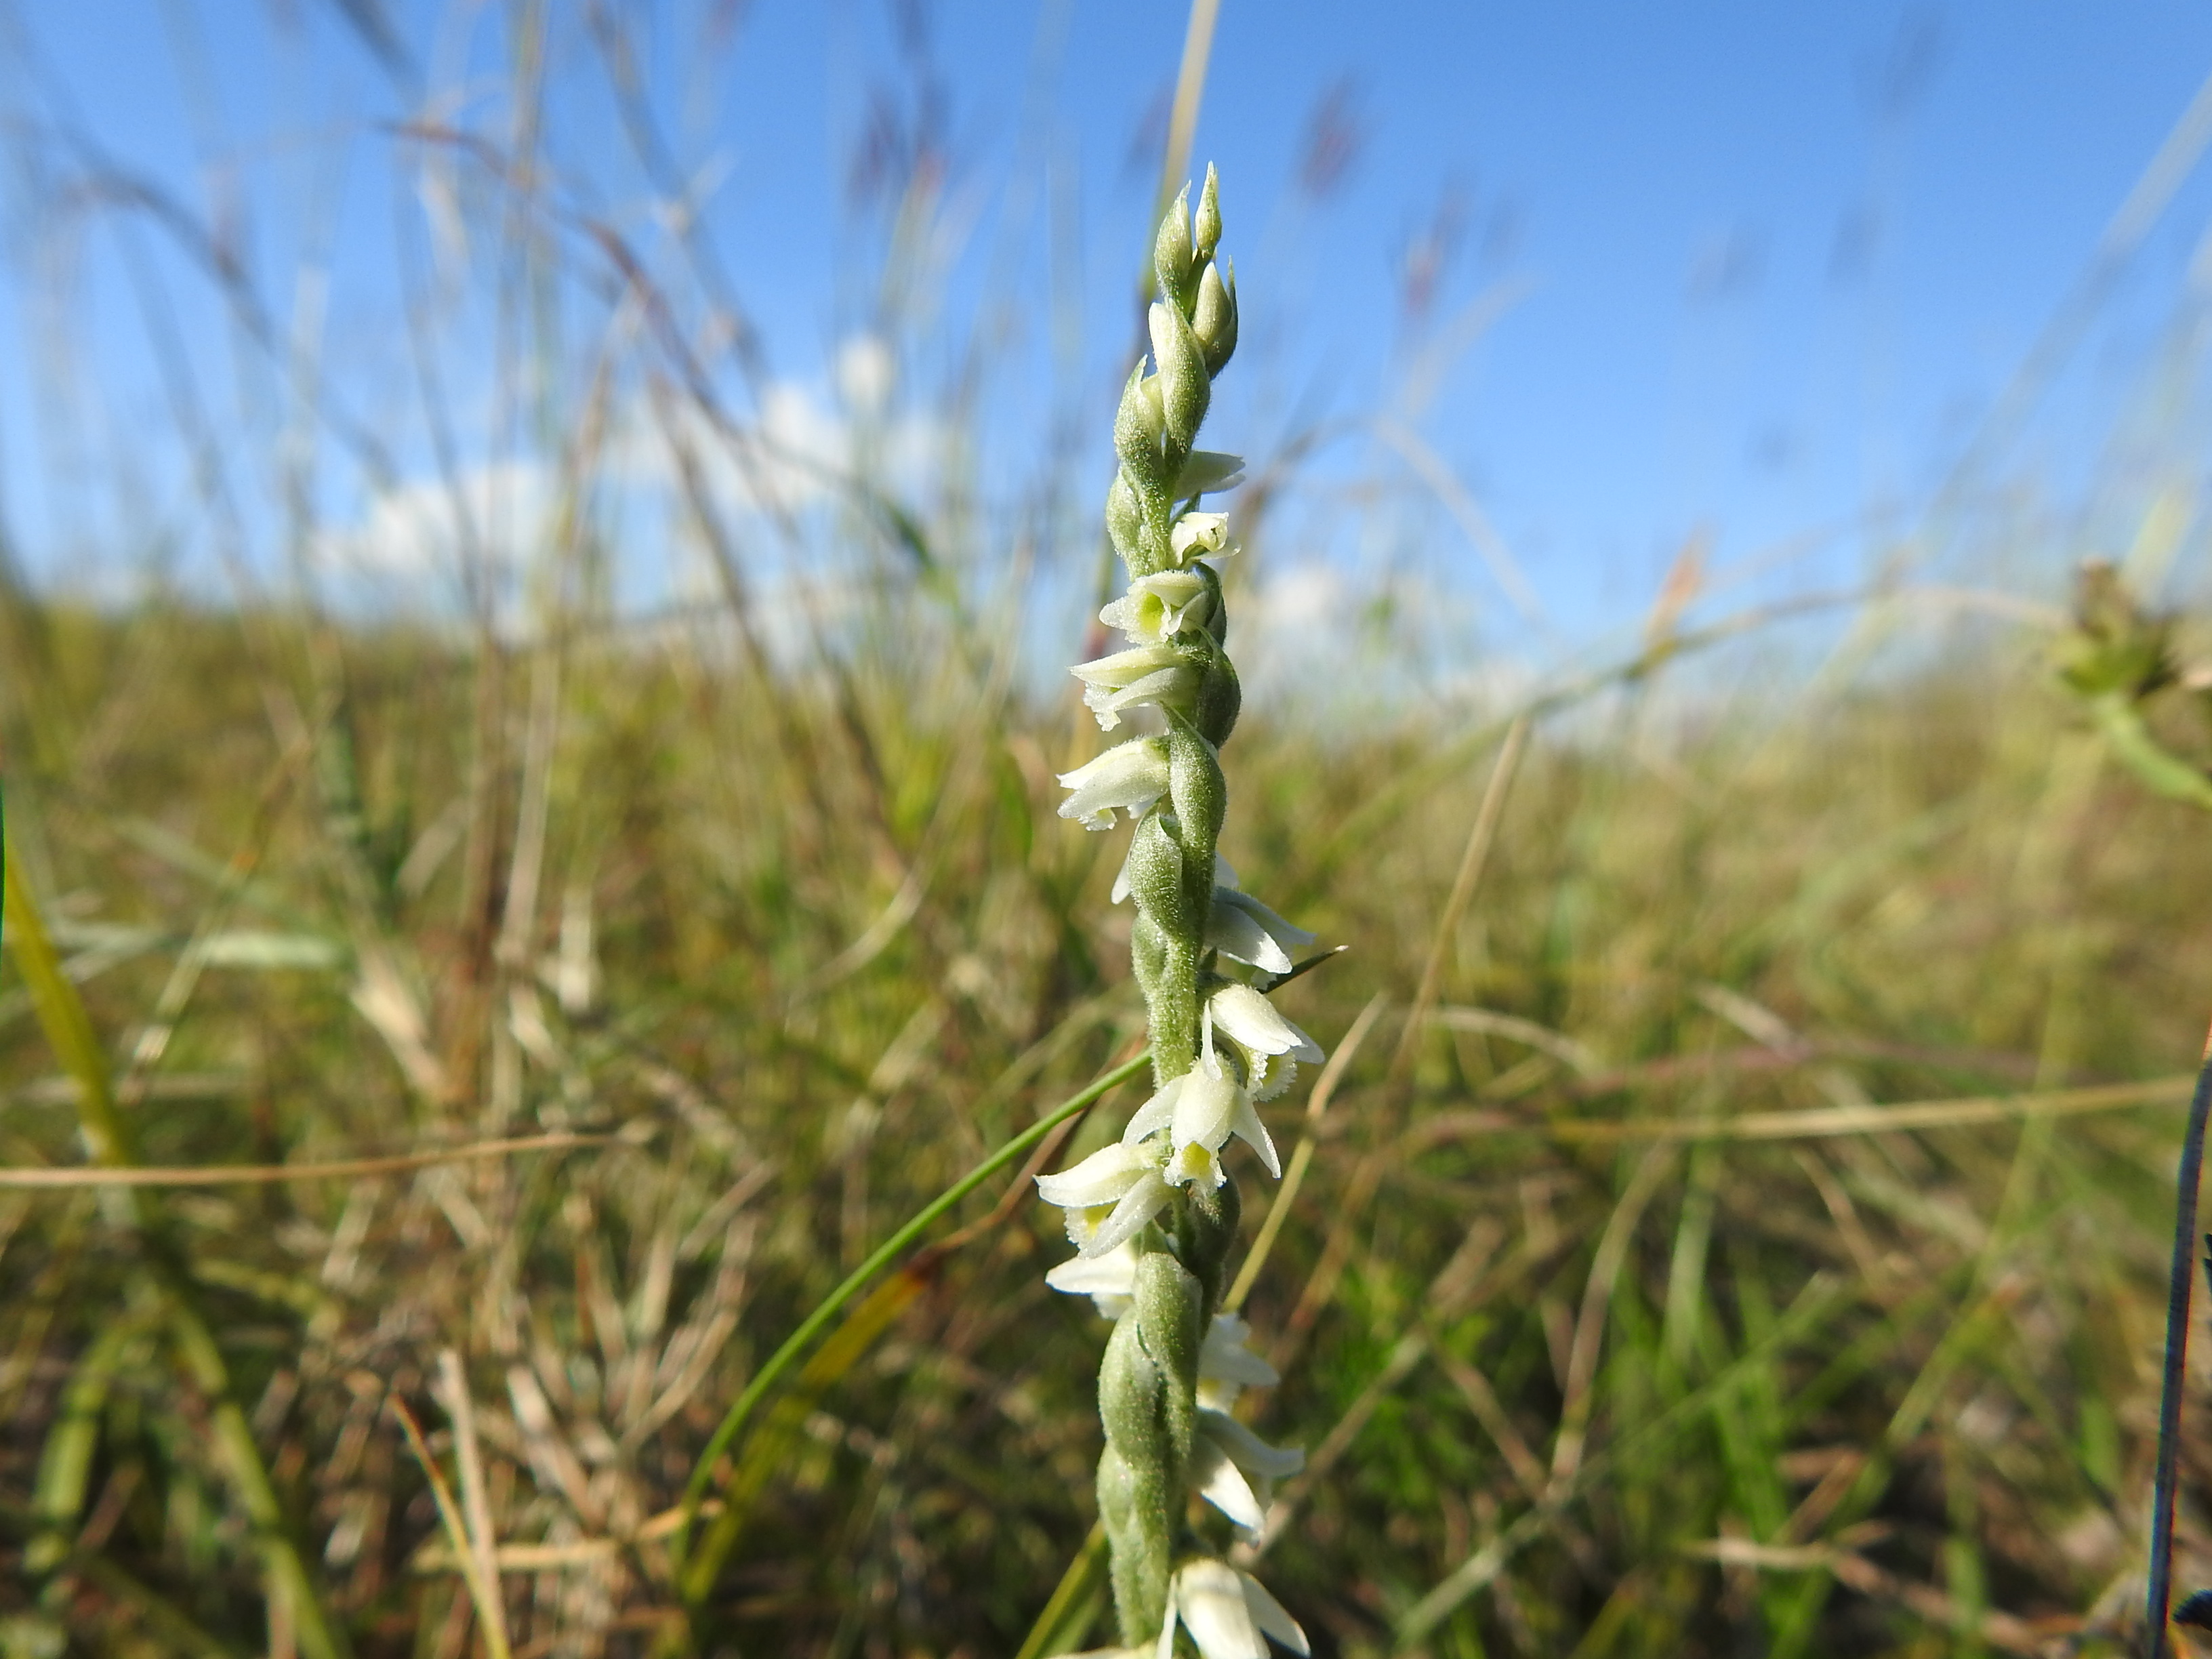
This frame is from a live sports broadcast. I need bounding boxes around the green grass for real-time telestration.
[1,586,2207,1657]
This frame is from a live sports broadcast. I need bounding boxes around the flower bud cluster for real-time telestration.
[1038,169,1316,1659]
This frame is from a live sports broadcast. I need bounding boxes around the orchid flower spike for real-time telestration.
[1035,170,1332,1652]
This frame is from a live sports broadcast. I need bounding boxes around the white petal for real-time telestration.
[1238,1573,1309,1656]
[1202,1315,1280,1389]
[1210,889,1315,975]
[1046,1240,1140,1305]
[1084,1171,1174,1256]
[1227,1090,1282,1178]
[1175,451,1246,496]
[1170,512,1231,560]
[1192,1435,1267,1532]
[1214,852,1240,888]
[1071,644,1184,689]
[1058,739,1170,830]
[1036,1141,1151,1209]
[1099,665,1195,715]
[1174,1561,1269,1659]
[1057,737,1168,792]
[1170,1064,1243,1153]
[1207,985,1324,1063]
[1121,1076,1184,1145]
[1200,1410,1305,1481]
[1206,895,1294,975]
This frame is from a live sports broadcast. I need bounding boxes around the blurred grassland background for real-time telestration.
[7,2,2212,1657]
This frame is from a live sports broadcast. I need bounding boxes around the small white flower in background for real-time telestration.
[1192,1410,1305,1534]
[1169,510,1232,564]
[1156,1559,1308,1659]
[1103,570,1212,644]
[1175,450,1246,496]
[1204,984,1326,1102]
[1044,1238,1142,1319]
[1035,1142,1174,1257]
[1071,644,1202,731]
[1122,1063,1279,1179]
[1058,739,1171,831]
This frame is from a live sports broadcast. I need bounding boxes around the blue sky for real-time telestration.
[5,1,2212,659]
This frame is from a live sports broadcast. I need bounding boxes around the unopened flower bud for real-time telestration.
[1195,163,1223,263]
[1194,258,1237,376]
[1155,182,1200,311]
[1113,363,1169,517]
[1149,300,1212,457]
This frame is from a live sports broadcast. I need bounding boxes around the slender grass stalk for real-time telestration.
[670,1050,1150,1600]
[390,1397,514,1659]
[1,855,353,1659]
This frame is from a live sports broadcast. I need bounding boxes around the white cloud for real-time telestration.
[319,459,553,585]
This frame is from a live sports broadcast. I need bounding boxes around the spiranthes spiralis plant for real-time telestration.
[1036,168,1321,1659]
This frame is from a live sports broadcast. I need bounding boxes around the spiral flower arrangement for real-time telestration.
[1038,168,1319,1659]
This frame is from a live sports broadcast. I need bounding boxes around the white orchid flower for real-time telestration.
[1071,644,1200,731]
[1191,1410,1305,1534]
[1204,984,1326,1102]
[1198,1311,1279,1411]
[1174,450,1246,497]
[1102,569,1212,644]
[1168,511,1233,564]
[1120,1063,1279,1179]
[1155,1559,1308,1659]
[1044,1238,1143,1319]
[1036,1142,1175,1256]
[1057,738,1170,831]
[1206,860,1315,977]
